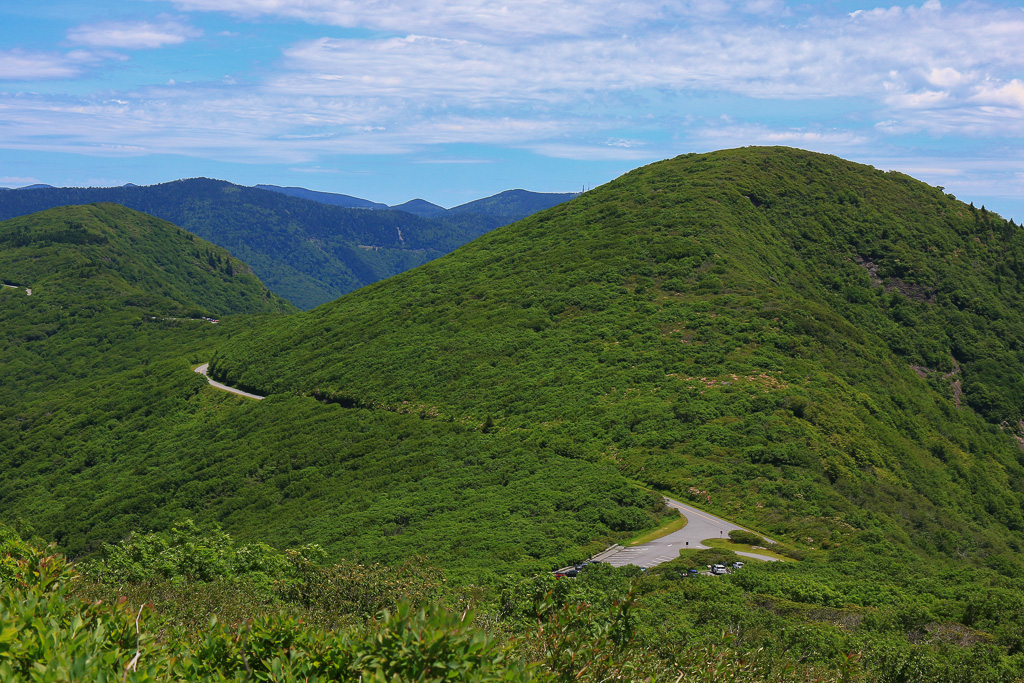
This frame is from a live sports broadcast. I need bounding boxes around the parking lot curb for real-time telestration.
[591,544,623,562]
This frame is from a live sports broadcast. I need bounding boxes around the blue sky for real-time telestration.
[1,1,1022,218]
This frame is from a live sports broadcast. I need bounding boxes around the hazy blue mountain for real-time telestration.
[448,189,578,220]
[389,198,448,218]
[255,184,388,210]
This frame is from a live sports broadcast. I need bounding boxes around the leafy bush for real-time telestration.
[728,529,765,546]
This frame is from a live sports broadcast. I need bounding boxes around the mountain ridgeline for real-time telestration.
[0,180,491,310]
[212,146,1024,566]
[255,184,578,220]
[0,181,576,310]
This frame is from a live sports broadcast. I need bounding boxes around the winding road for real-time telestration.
[194,363,265,400]
[191,362,778,566]
[602,497,779,568]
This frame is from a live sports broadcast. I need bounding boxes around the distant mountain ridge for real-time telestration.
[447,189,579,220]
[253,183,579,222]
[389,198,448,218]
[0,179,576,309]
[0,179,508,309]
[254,184,388,210]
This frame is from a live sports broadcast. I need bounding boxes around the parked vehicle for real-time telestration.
[732,561,745,569]
[711,564,728,575]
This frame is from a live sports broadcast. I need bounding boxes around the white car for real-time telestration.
[711,564,728,575]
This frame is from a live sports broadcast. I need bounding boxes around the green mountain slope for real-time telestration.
[0,203,294,400]
[210,146,1024,569]
[0,204,660,576]
[0,203,292,317]
[0,179,502,309]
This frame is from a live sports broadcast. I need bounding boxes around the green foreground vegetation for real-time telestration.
[5,147,1024,679]
[6,520,1024,681]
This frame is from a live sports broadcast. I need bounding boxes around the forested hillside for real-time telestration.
[0,203,661,576]
[8,148,1024,679]
[212,145,1024,591]
[0,203,292,318]
[0,179,504,309]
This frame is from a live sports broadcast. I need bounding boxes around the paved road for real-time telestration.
[194,363,265,400]
[603,497,778,568]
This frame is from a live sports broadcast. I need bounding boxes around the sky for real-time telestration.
[0,0,1022,218]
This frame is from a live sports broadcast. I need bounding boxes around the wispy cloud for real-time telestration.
[527,143,657,162]
[0,175,41,187]
[692,123,871,153]
[162,0,665,41]
[412,158,494,164]
[67,17,202,50]
[0,49,105,80]
[266,2,1024,121]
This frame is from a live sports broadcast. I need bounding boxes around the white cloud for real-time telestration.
[288,166,340,173]
[0,49,102,80]
[927,67,969,88]
[4,0,1024,177]
[67,18,202,49]
[0,175,41,187]
[256,1,1024,118]
[692,123,870,152]
[972,79,1024,109]
[527,142,658,161]
[162,0,665,40]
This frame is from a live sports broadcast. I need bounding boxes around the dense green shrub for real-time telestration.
[728,529,765,546]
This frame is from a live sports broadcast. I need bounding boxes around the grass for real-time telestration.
[627,512,688,546]
[701,539,796,562]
